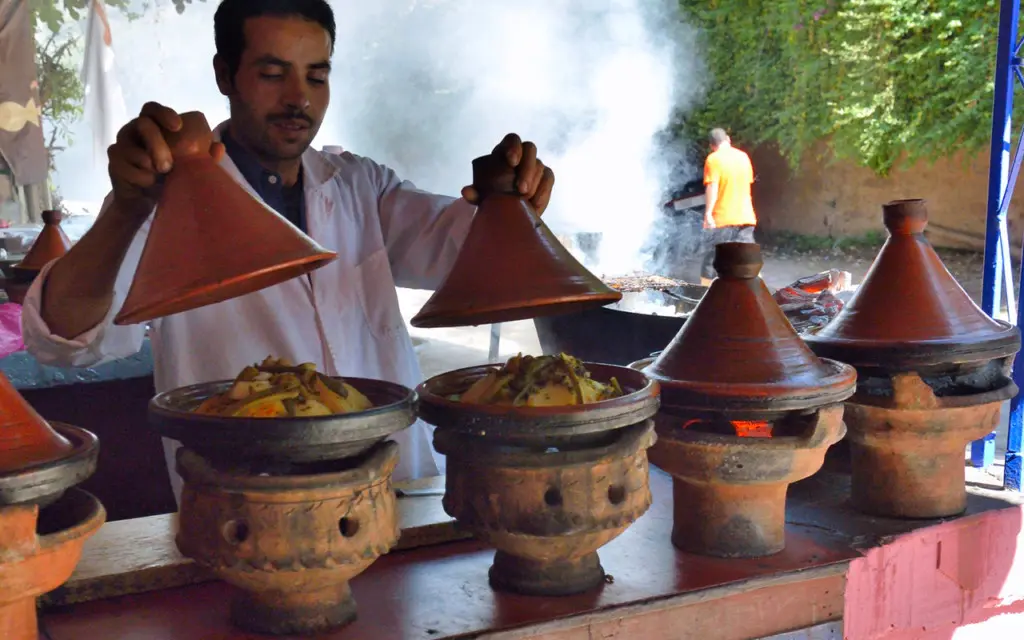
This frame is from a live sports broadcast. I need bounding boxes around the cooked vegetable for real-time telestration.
[194,356,372,417]
[456,353,623,407]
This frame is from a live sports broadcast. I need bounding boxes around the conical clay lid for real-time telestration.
[0,372,74,475]
[644,243,856,413]
[12,210,71,280]
[114,111,338,325]
[410,154,621,328]
[806,199,1020,369]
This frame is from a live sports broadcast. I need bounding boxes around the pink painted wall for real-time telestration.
[844,506,1024,639]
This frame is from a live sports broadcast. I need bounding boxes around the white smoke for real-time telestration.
[53,0,705,276]
[322,0,705,276]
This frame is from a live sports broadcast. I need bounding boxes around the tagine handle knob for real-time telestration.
[40,209,63,226]
[882,198,928,235]
[165,111,215,160]
[713,242,763,279]
[471,154,520,199]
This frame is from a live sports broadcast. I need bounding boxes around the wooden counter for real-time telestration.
[35,468,1024,640]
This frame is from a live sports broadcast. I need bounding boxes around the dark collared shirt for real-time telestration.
[221,129,307,233]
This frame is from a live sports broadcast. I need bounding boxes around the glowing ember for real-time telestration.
[731,421,773,438]
[681,419,773,438]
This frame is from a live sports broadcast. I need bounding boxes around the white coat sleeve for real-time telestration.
[20,195,152,368]
[367,159,476,290]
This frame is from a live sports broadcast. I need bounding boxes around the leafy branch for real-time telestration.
[28,0,200,172]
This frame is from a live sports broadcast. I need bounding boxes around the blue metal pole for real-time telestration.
[973,0,1020,469]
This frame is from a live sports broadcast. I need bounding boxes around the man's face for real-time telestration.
[216,15,332,162]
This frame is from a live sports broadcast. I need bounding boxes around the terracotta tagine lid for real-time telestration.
[410,154,621,328]
[12,210,71,281]
[805,199,1021,370]
[643,242,856,414]
[114,111,338,325]
[0,372,73,475]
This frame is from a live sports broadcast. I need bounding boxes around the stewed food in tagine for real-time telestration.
[193,356,373,417]
[455,353,623,407]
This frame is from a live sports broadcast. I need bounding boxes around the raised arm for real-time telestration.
[21,102,224,367]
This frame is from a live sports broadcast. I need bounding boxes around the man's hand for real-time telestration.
[108,102,225,224]
[461,133,555,215]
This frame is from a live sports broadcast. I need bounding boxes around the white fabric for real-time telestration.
[21,123,476,502]
[81,0,128,169]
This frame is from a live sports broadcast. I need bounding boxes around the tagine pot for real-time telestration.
[410,153,621,328]
[637,242,857,557]
[114,111,338,325]
[806,199,1021,518]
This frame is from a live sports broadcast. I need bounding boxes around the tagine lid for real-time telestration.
[643,243,857,413]
[13,210,71,274]
[113,111,338,326]
[805,199,1021,369]
[0,372,75,477]
[409,153,622,329]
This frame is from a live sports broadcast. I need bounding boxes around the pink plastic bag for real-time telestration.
[0,303,25,359]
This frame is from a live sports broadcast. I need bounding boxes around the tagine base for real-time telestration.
[841,369,1014,520]
[175,440,401,636]
[435,422,656,598]
[670,480,788,558]
[0,488,105,640]
[649,405,846,559]
[489,549,605,597]
[845,400,1005,519]
[230,582,357,636]
[0,598,37,640]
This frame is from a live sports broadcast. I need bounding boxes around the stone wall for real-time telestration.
[748,143,1024,257]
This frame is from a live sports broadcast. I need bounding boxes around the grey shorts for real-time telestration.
[701,225,756,279]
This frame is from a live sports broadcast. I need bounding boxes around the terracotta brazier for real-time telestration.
[0,373,104,640]
[150,376,417,635]
[418,363,660,595]
[175,442,400,635]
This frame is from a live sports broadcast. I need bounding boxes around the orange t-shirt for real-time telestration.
[703,146,757,227]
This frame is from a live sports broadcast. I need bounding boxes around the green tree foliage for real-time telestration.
[680,0,1014,176]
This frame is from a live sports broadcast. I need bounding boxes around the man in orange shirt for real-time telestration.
[700,128,757,285]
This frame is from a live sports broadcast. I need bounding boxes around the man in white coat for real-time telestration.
[21,0,555,501]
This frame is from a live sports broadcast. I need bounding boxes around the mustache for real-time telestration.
[268,111,313,125]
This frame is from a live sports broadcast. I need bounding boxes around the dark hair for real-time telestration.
[214,0,336,78]
[709,128,729,146]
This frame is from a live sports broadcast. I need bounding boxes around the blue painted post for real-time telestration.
[974,0,1020,469]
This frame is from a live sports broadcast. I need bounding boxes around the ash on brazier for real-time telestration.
[149,376,418,636]
[417,361,660,596]
[806,199,1021,519]
[634,243,857,558]
[0,373,105,640]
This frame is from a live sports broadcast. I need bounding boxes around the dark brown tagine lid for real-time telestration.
[14,210,71,276]
[805,199,1021,370]
[0,372,74,475]
[114,111,338,325]
[410,153,622,328]
[644,242,856,414]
